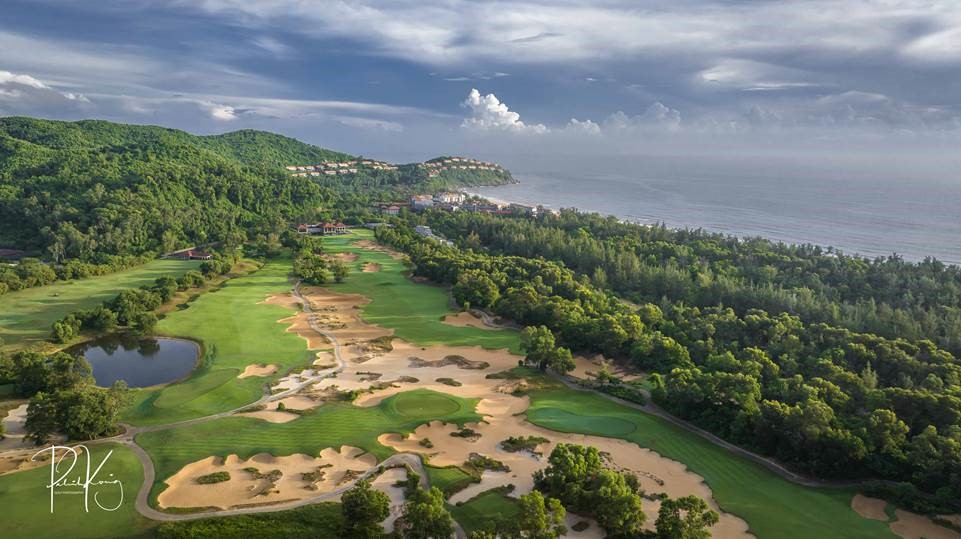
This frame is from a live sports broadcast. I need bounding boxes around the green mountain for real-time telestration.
[0,117,347,259]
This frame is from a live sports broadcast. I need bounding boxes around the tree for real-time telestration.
[401,486,454,538]
[655,495,719,539]
[24,391,58,444]
[514,490,566,539]
[521,326,575,374]
[132,311,158,334]
[341,479,390,538]
[331,259,350,283]
[452,270,500,309]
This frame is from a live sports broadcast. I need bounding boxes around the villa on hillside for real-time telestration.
[170,249,213,260]
[297,222,348,235]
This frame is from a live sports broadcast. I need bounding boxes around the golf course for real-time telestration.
[0,230,941,538]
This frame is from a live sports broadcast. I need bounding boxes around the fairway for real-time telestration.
[323,230,522,353]
[123,256,316,426]
[390,390,462,418]
[526,388,896,539]
[136,389,481,506]
[0,259,200,351]
[0,444,151,539]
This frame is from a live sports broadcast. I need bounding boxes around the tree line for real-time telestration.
[421,209,961,357]
[375,223,961,513]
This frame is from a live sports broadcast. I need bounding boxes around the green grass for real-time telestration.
[0,443,152,539]
[136,389,481,507]
[389,391,462,418]
[322,230,522,353]
[449,489,519,535]
[526,388,896,539]
[0,259,200,351]
[426,465,479,498]
[123,257,316,425]
[154,502,343,538]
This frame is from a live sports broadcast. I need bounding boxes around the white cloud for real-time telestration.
[0,70,91,114]
[902,25,961,64]
[252,36,292,56]
[335,115,403,132]
[461,88,547,134]
[0,70,49,89]
[604,103,682,131]
[204,101,238,121]
[566,118,601,135]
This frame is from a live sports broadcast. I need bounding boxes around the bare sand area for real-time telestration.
[570,354,643,383]
[158,446,377,510]
[363,262,382,272]
[333,252,358,263]
[850,495,961,539]
[442,311,499,331]
[353,239,406,260]
[238,364,278,379]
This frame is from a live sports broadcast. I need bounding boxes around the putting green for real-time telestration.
[390,391,462,418]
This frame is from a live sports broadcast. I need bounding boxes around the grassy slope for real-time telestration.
[526,388,895,539]
[0,443,151,539]
[0,259,200,351]
[154,502,343,538]
[123,257,316,425]
[323,230,522,353]
[136,389,480,506]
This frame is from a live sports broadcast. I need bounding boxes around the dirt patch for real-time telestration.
[362,262,382,273]
[570,354,644,383]
[158,446,378,510]
[442,311,500,331]
[238,364,278,379]
[851,494,889,521]
[313,351,337,368]
[297,286,393,344]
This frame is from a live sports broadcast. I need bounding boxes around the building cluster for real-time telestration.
[374,191,553,218]
[418,157,504,178]
[296,222,349,235]
[286,160,398,177]
[414,225,453,247]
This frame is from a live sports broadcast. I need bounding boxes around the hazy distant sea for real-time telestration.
[470,155,961,266]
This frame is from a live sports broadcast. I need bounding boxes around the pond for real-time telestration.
[67,334,200,388]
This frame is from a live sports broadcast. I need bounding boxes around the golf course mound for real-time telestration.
[389,390,464,419]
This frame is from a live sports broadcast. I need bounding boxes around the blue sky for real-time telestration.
[2,1,961,163]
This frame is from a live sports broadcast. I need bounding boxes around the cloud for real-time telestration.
[203,101,238,121]
[566,118,601,135]
[461,88,547,134]
[902,25,961,64]
[335,115,403,132]
[252,36,292,56]
[0,70,91,115]
[604,103,682,131]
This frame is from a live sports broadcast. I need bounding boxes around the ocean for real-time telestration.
[471,155,961,266]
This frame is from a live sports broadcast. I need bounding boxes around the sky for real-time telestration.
[2,0,961,166]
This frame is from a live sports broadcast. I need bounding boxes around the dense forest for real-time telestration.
[421,210,961,357]
[376,223,961,513]
[0,118,507,295]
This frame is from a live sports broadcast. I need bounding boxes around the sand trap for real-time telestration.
[297,286,393,344]
[369,467,409,533]
[262,293,330,349]
[333,252,359,263]
[353,240,405,260]
[852,494,889,521]
[238,364,278,379]
[238,395,320,422]
[570,355,644,383]
[362,262,382,272]
[158,446,378,510]
[442,311,499,331]
[1,403,28,437]
[890,510,961,539]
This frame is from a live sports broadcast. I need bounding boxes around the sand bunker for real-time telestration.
[851,495,961,539]
[333,252,359,263]
[851,494,888,521]
[362,262,382,272]
[369,467,409,533]
[158,446,378,510]
[238,364,278,379]
[442,311,499,331]
[262,293,330,349]
[313,351,337,368]
[237,395,320,423]
[379,393,750,538]
[296,286,393,344]
[570,354,644,383]
[353,240,405,260]
[1,403,28,437]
